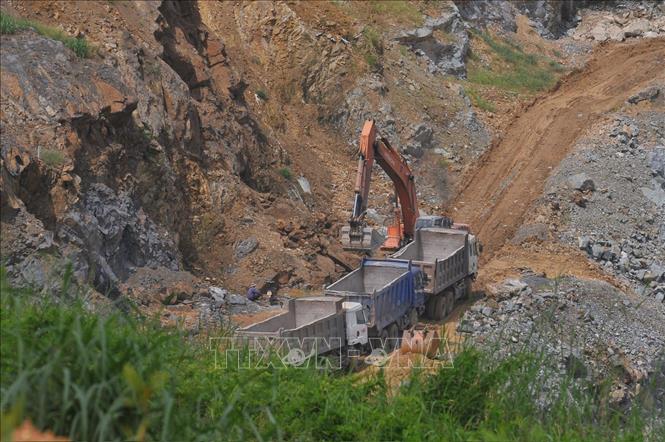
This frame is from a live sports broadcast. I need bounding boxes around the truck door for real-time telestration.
[346,309,369,346]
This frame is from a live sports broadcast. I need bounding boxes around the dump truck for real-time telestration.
[324,258,425,350]
[391,227,479,320]
[236,297,368,358]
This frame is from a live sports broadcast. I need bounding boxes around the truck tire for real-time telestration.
[425,297,436,319]
[444,291,455,318]
[463,277,473,300]
[380,328,390,351]
[433,296,446,321]
[408,308,418,327]
[388,323,400,351]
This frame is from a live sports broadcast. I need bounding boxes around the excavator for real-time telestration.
[340,120,419,253]
[340,120,418,252]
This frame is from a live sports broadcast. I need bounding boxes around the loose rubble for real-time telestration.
[543,112,665,300]
[461,274,665,413]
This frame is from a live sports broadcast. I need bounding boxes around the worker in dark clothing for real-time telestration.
[247,283,262,301]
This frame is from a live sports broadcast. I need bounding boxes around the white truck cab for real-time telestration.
[343,302,369,346]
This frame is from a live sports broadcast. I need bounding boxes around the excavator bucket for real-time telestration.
[340,224,374,252]
[400,327,441,358]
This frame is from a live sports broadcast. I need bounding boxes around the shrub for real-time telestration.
[363,26,382,53]
[364,52,379,69]
[39,149,66,168]
[278,167,292,180]
[0,12,90,58]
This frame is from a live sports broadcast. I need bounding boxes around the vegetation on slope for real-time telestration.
[0,11,90,58]
[0,270,659,441]
[467,32,564,94]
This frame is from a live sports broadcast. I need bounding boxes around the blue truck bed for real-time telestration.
[324,258,424,332]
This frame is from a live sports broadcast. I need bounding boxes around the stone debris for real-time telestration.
[461,275,665,414]
[234,237,259,260]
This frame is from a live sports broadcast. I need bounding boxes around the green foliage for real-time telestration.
[363,26,382,53]
[1,271,659,441]
[256,89,268,101]
[468,32,563,93]
[364,52,379,69]
[465,87,496,112]
[362,26,382,70]
[0,11,90,58]
[39,149,67,168]
[0,11,20,34]
[278,167,292,180]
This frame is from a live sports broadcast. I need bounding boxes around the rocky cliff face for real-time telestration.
[1,0,355,299]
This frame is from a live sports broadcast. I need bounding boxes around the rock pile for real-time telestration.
[461,275,665,411]
[572,3,665,42]
[544,114,665,299]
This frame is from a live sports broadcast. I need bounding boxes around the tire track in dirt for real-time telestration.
[452,38,665,260]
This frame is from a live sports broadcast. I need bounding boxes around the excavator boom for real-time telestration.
[341,120,418,252]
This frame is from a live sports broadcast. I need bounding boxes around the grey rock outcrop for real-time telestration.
[396,5,469,78]
[57,183,181,293]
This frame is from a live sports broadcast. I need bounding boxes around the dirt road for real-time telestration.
[452,38,665,259]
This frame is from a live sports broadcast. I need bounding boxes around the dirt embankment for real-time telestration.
[452,38,665,260]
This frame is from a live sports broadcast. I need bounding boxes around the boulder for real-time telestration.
[623,19,651,38]
[578,235,592,250]
[228,294,247,305]
[235,237,259,259]
[209,286,227,303]
[568,173,596,192]
[488,278,531,300]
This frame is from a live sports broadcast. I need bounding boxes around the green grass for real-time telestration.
[468,32,562,93]
[39,149,67,168]
[0,11,90,58]
[465,87,496,112]
[1,270,660,441]
[278,167,292,180]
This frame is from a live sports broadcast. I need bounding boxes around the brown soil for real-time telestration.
[452,38,665,259]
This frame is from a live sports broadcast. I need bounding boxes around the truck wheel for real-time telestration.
[463,277,473,300]
[425,297,436,319]
[388,323,400,351]
[380,328,390,351]
[444,292,455,318]
[433,296,446,321]
[408,308,418,327]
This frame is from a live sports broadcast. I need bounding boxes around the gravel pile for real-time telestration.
[460,274,665,414]
[544,110,665,299]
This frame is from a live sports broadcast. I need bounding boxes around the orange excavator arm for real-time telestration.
[341,120,418,252]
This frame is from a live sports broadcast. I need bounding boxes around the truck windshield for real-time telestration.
[355,310,366,324]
